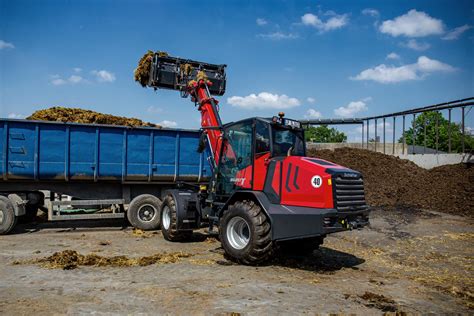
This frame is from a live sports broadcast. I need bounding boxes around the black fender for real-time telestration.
[161,189,200,230]
[219,190,274,225]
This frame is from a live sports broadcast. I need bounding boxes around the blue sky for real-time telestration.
[1,0,473,140]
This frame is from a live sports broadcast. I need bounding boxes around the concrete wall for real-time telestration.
[397,154,467,169]
[307,142,470,169]
[307,142,406,155]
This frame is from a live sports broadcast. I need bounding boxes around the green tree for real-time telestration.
[399,111,473,152]
[305,125,347,143]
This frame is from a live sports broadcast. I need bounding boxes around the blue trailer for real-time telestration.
[0,118,211,234]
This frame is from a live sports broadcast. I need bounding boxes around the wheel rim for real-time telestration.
[226,216,251,250]
[0,209,3,225]
[162,206,171,230]
[137,204,157,222]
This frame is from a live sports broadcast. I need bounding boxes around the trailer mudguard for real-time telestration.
[162,189,200,230]
[220,190,369,241]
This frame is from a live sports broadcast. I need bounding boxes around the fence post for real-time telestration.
[412,114,416,154]
[423,117,427,154]
[461,107,465,153]
[383,118,386,154]
[392,116,396,155]
[374,118,378,152]
[448,109,452,153]
[402,115,406,155]
[435,111,439,154]
[366,119,369,150]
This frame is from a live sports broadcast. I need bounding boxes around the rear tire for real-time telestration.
[127,194,162,230]
[219,200,273,265]
[0,196,17,235]
[161,195,193,241]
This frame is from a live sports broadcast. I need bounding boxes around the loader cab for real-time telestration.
[215,116,305,197]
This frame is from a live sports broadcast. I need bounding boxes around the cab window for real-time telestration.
[272,128,305,157]
[255,121,270,156]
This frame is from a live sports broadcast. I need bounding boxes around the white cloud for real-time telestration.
[91,70,116,82]
[68,75,83,84]
[306,97,316,104]
[159,120,178,128]
[50,74,84,85]
[301,13,349,32]
[8,113,25,119]
[386,52,400,60]
[362,8,379,18]
[379,9,444,37]
[73,67,82,73]
[256,18,268,26]
[351,56,455,84]
[0,40,14,50]
[305,109,322,119]
[227,92,301,110]
[51,78,67,86]
[442,24,472,40]
[404,39,430,51]
[257,32,299,40]
[147,106,163,114]
[334,99,369,118]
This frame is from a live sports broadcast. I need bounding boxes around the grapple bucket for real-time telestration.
[148,53,227,96]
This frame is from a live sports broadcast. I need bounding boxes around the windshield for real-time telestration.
[272,127,305,157]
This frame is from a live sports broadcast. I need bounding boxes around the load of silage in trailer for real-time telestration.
[308,147,474,216]
[27,107,160,127]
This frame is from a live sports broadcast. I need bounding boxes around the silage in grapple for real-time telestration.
[308,147,474,216]
[27,107,160,128]
[134,50,169,87]
[134,50,154,87]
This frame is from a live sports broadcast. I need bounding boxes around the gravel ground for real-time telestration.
[0,208,472,315]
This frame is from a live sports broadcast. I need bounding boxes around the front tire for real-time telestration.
[127,194,162,230]
[0,196,17,235]
[160,195,192,241]
[219,200,273,265]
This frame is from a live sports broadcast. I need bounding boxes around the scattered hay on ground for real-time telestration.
[15,249,192,270]
[131,228,154,238]
[358,291,398,312]
[27,107,159,128]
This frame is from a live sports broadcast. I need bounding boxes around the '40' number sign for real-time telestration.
[311,175,322,188]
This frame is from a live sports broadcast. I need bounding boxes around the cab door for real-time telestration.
[216,120,254,196]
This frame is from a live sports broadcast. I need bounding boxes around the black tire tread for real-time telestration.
[126,194,162,231]
[0,196,17,235]
[220,200,273,265]
[161,195,192,242]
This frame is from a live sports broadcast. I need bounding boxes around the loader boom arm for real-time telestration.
[142,52,228,167]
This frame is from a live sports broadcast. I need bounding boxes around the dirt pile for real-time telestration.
[308,148,474,216]
[27,107,159,128]
[22,249,192,270]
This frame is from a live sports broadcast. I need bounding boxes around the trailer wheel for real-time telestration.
[219,200,273,265]
[161,195,192,241]
[0,196,17,235]
[127,195,162,231]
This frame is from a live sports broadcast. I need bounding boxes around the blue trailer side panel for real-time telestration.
[0,119,210,183]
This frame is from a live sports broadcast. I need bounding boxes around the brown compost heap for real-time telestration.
[27,107,159,127]
[308,148,474,216]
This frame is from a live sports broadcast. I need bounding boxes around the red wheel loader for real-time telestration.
[142,53,369,264]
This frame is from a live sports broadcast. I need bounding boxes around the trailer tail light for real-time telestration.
[332,173,368,212]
